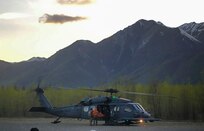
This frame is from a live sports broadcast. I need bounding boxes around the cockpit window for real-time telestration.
[124,106,132,112]
[133,103,145,111]
[133,104,140,110]
[114,106,120,112]
[137,103,145,111]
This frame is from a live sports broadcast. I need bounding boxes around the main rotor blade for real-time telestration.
[82,88,105,92]
[82,88,175,98]
[82,88,119,94]
[120,91,176,99]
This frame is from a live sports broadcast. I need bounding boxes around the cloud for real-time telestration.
[0,12,31,20]
[39,14,86,24]
[57,0,94,5]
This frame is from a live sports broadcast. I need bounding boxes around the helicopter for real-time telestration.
[29,86,170,125]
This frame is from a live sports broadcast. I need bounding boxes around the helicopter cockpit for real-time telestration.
[110,102,151,120]
[132,103,151,118]
[133,103,145,112]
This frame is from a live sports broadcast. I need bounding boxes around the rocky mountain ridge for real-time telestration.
[0,19,204,87]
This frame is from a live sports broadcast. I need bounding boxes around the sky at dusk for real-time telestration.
[0,0,204,62]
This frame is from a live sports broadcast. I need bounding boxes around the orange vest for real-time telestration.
[91,108,104,118]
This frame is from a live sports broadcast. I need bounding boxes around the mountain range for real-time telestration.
[0,19,204,87]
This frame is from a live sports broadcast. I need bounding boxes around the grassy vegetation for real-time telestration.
[0,83,204,121]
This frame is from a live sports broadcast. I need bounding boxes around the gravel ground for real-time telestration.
[0,118,204,131]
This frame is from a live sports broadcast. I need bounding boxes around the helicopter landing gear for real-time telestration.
[90,118,98,126]
[51,117,61,124]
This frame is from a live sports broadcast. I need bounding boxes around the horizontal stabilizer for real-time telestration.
[29,107,47,112]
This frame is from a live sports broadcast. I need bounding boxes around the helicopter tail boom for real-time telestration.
[35,87,53,109]
[29,107,48,112]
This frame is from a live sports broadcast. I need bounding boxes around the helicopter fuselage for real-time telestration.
[29,88,159,125]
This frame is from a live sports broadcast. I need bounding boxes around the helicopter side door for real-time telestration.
[111,105,121,120]
[81,106,95,119]
[121,104,135,119]
[114,104,135,121]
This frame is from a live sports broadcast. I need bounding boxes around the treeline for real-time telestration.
[0,83,204,121]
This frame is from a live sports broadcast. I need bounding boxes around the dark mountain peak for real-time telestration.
[0,60,10,64]
[48,39,95,64]
[134,19,165,28]
[63,40,95,54]
[72,40,94,47]
[123,19,168,36]
[179,22,204,43]
[180,21,204,29]
[104,19,166,41]
[69,40,95,51]
[0,60,10,71]
[26,57,46,62]
[98,19,180,57]
[179,21,204,33]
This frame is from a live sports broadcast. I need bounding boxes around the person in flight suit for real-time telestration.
[90,106,105,125]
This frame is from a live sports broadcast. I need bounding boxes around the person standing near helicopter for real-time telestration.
[90,106,105,125]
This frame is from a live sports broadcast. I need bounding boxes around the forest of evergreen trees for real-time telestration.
[0,82,203,121]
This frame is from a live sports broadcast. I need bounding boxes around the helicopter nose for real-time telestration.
[134,111,151,118]
[143,111,151,118]
[140,111,151,118]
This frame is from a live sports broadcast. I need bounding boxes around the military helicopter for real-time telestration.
[29,85,172,125]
